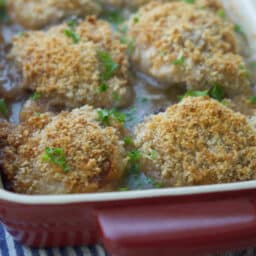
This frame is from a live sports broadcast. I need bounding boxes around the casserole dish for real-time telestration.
[1,0,256,255]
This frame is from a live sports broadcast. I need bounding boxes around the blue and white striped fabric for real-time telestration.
[0,223,106,256]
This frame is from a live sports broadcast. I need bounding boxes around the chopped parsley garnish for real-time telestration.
[0,98,8,117]
[98,83,108,93]
[145,176,162,188]
[67,17,79,28]
[234,24,244,35]
[179,90,208,100]
[140,97,148,103]
[126,150,141,175]
[102,10,125,25]
[125,107,137,122]
[97,109,126,125]
[217,9,225,18]
[42,147,70,173]
[97,51,119,93]
[209,84,225,102]
[124,136,133,146]
[133,16,139,24]
[0,0,8,22]
[112,92,121,102]
[30,92,41,101]
[149,150,158,160]
[248,96,256,104]
[172,56,186,66]
[183,0,195,4]
[239,64,251,79]
[179,85,225,102]
[97,50,119,81]
[64,28,80,44]
[128,150,141,162]
[120,37,135,55]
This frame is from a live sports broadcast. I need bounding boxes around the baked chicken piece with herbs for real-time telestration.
[0,106,128,194]
[9,16,132,110]
[135,97,256,187]
[102,0,222,10]
[127,1,251,96]
[7,0,102,29]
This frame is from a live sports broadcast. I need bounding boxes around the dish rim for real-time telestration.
[0,180,256,205]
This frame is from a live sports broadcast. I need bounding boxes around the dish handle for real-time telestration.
[95,196,256,256]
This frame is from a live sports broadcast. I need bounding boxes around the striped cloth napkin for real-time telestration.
[0,223,106,256]
[2,222,256,256]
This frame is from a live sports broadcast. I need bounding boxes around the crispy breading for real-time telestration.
[102,0,222,10]
[127,1,251,95]
[135,97,256,187]
[9,17,132,109]
[0,106,128,194]
[7,0,102,29]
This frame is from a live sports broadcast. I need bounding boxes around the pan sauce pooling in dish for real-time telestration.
[0,0,256,195]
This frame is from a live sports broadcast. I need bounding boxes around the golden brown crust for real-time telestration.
[9,17,131,109]
[127,1,251,95]
[7,0,102,29]
[0,106,128,194]
[135,97,256,187]
[102,0,222,10]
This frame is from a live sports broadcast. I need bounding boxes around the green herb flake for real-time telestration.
[248,96,256,104]
[64,28,80,44]
[179,90,208,100]
[183,0,195,4]
[112,92,121,103]
[120,36,135,55]
[149,150,158,160]
[217,9,225,18]
[239,64,251,79]
[42,147,70,173]
[0,0,8,22]
[145,176,162,188]
[97,109,126,126]
[97,51,119,81]
[172,56,186,66]
[30,92,41,101]
[126,107,137,122]
[102,10,125,25]
[133,16,139,24]
[234,24,244,34]
[209,84,225,102]
[67,17,78,28]
[98,83,108,93]
[124,136,133,146]
[128,150,141,162]
[0,98,8,117]
[140,97,148,103]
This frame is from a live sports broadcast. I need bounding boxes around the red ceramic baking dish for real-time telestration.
[1,1,256,256]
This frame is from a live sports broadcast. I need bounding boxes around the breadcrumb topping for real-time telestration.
[135,97,256,187]
[7,0,102,29]
[127,1,251,95]
[0,106,128,194]
[9,17,131,109]
[102,0,222,10]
